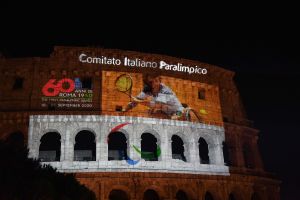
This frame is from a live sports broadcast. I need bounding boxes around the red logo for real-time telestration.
[42,79,75,96]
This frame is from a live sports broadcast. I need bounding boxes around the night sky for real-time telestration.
[1,7,299,198]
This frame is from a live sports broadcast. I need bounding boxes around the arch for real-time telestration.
[222,141,231,166]
[171,135,186,162]
[143,189,160,200]
[39,132,61,162]
[173,131,190,162]
[228,187,245,200]
[204,192,215,200]
[251,192,261,200]
[74,130,96,161]
[113,129,130,141]
[108,185,131,199]
[172,131,189,145]
[195,133,215,148]
[141,132,159,161]
[140,128,161,144]
[229,193,236,200]
[109,189,129,200]
[72,127,97,144]
[39,128,64,143]
[140,185,164,200]
[199,137,210,164]
[176,189,189,200]
[108,131,128,160]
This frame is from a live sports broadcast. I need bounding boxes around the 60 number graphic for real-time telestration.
[42,79,75,96]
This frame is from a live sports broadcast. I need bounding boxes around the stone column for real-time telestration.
[96,135,101,161]
[28,121,39,159]
[99,123,109,161]
[129,125,140,161]
[190,136,200,165]
[160,126,170,162]
[32,128,41,159]
[60,137,65,161]
[208,143,216,164]
[93,122,101,162]
[64,127,74,161]
[27,118,34,158]
[32,140,40,159]
[212,142,225,165]
[163,136,172,169]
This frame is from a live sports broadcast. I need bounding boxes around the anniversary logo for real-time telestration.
[79,53,208,75]
[41,78,93,109]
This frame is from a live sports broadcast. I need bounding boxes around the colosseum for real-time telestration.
[0,46,280,200]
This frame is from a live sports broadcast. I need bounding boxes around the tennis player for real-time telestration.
[123,74,184,119]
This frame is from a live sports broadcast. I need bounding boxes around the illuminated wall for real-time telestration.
[28,115,228,175]
[101,71,223,126]
[41,78,93,109]
[0,46,279,200]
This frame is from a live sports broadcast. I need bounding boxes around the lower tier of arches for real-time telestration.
[75,172,280,200]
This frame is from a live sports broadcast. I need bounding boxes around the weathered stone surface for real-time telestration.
[28,115,228,176]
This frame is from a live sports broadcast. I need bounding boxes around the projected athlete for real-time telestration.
[123,74,184,119]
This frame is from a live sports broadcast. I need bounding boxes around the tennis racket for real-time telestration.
[115,74,134,101]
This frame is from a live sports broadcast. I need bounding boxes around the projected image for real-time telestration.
[41,78,93,109]
[121,74,186,120]
[102,71,223,125]
[107,123,161,165]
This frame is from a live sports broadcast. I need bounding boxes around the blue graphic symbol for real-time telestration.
[109,123,140,166]
[74,78,82,89]
[118,148,140,166]
[126,157,140,165]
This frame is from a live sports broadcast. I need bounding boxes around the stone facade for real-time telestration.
[0,46,280,199]
[28,115,227,175]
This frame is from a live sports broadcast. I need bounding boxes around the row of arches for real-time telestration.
[38,130,213,164]
[3,132,267,200]
[108,189,262,200]
[109,189,161,200]
[39,130,97,161]
[6,130,253,169]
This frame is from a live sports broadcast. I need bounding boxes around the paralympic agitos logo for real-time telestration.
[108,123,161,165]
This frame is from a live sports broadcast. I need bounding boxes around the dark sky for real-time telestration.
[1,5,299,198]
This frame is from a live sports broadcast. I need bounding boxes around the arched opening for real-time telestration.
[243,144,254,168]
[176,190,189,200]
[223,141,231,166]
[141,133,159,161]
[229,193,236,200]
[74,130,96,161]
[251,192,260,200]
[39,132,61,162]
[143,189,160,200]
[5,131,24,148]
[172,135,186,162]
[109,189,129,200]
[108,132,128,160]
[205,192,214,200]
[199,137,210,164]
